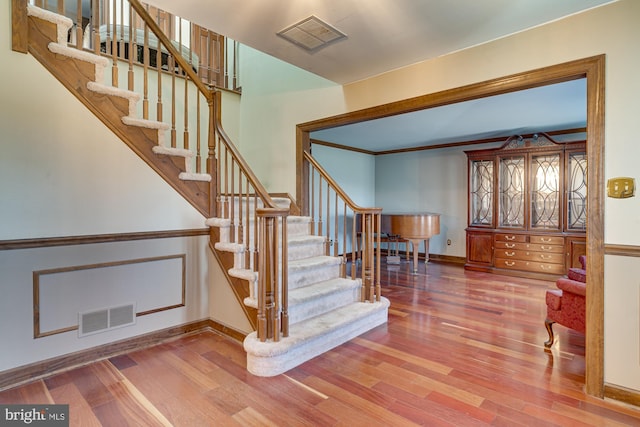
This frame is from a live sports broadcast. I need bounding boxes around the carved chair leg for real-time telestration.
[544,319,556,348]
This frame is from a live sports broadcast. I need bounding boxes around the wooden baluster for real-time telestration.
[183,76,189,151]
[155,8,162,123]
[111,0,117,86]
[142,23,149,119]
[92,0,100,55]
[170,55,176,148]
[244,177,250,268]
[207,94,216,218]
[375,212,381,301]
[271,216,280,342]
[75,0,82,49]
[350,214,357,279]
[252,194,258,271]
[325,182,330,255]
[281,212,289,337]
[310,167,316,235]
[334,192,339,257]
[57,0,63,16]
[257,215,267,341]
[196,93,201,173]
[230,160,235,241]
[212,33,218,86]
[317,175,323,237]
[223,146,229,218]
[233,40,239,91]
[360,214,367,301]
[127,5,134,91]
[341,203,347,278]
[237,174,244,246]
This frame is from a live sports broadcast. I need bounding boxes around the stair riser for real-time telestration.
[288,287,361,325]
[215,219,311,245]
[288,241,325,261]
[289,263,341,290]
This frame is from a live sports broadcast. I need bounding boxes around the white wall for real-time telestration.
[0,3,248,372]
[0,237,209,371]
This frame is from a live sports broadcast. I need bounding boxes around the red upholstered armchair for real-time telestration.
[544,255,586,348]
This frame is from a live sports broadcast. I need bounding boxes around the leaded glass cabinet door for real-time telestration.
[530,153,561,230]
[469,159,494,226]
[567,151,587,231]
[498,156,525,228]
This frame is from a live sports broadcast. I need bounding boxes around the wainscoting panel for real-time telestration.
[34,255,186,338]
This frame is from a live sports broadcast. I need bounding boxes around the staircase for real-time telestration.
[207,197,389,376]
[20,1,388,378]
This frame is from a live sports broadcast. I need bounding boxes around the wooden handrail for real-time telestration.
[303,151,381,215]
[303,150,382,302]
[213,94,276,209]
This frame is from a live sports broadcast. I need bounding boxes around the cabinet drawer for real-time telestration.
[495,258,566,275]
[529,235,564,245]
[494,241,564,253]
[494,249,564,264]
[494,233,527,243]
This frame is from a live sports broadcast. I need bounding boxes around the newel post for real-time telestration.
[256,208,289,342]
[207,90,219,218]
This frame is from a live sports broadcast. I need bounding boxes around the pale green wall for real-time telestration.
[237,45,346,193]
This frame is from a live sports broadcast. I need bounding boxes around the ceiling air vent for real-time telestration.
[277,16,347,52]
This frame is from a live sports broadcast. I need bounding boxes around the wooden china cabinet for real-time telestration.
[464,133,587,279]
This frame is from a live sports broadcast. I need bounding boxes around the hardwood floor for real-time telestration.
[2,261,640,426]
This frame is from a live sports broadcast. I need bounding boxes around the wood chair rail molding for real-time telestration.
[297,55,606,397]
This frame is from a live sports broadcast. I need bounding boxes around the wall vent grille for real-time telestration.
[79,303,136,337]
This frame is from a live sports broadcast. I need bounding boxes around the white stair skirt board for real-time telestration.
[244,297,390,377]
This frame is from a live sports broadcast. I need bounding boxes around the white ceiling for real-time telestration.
[311,78,587,152]
[146,0,614,85]
[145,0,610,151]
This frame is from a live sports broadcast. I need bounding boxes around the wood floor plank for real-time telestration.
[48,382,102,427]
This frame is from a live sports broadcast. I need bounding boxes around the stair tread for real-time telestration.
[244,297,390,357]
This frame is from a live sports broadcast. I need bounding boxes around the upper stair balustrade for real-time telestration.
[302,152,383,303]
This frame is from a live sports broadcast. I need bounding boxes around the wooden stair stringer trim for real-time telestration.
[26,12,210,217]
[208,237,258,331]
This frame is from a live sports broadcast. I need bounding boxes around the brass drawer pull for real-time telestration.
[540,264,550,270]
[540,237,553,243]
[505,251,515,257]
[505,261,515,267]
[541,246,552,250]
[540,254,551,260]
[505,243,515,248]
[505,235,516,241]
